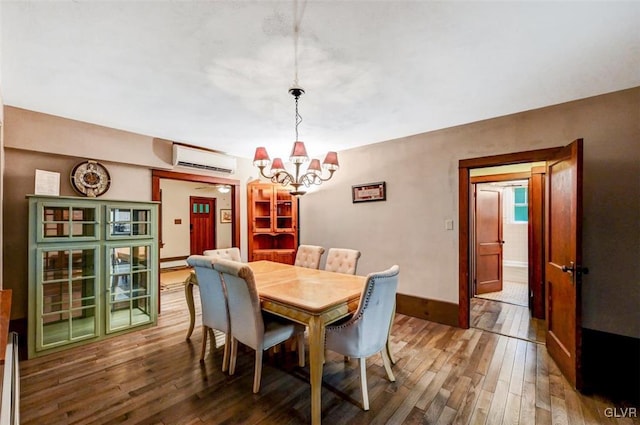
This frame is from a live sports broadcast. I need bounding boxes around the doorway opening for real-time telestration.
[459,140,585,389]
[458,148,563,345]
[469,169,544,343]
[473,177,530,307]
[151,169,241,312]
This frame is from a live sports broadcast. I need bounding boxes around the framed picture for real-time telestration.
[352,182,386,203]
[220,209,232,223]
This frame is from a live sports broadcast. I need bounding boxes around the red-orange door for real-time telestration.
[475,186,504,295]
[190,196,216,255]
[545,139,584,389]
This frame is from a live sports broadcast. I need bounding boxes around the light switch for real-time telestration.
[445,219,454,230]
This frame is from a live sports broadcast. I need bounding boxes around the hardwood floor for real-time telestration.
[20,288,637,424]
[474,281,528,307]
[470,297,546,344]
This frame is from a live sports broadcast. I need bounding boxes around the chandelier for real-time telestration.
[253,87,339,196]
[252,0,339,196]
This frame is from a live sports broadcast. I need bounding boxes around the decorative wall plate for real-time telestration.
[70,160,111,197]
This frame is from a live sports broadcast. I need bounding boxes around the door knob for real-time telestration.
[561,262,589,276]
[561,263,574,274]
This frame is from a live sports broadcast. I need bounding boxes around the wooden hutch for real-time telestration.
[247,180,298,264]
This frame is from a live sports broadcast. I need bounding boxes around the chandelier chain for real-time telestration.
[295,93,303,141]
[292,0,307,87]
[251,0,338,197]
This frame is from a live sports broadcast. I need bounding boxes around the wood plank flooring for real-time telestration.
[470,297,546,344]
[19,288,638,424]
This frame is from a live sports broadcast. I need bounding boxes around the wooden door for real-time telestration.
[475,186,503,294]
[190,197,216,255]
[545,139,584,389]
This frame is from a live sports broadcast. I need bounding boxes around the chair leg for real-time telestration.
[381,349,395,382]
[200,326,208,361]
[387,303,397,365]
[253,349,263,393]
[358,357,369,411]
[297,332,305,367]
[221,332,230,372]
[386,339,396,365]
[229,338,238,375]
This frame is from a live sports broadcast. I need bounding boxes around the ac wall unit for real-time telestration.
[172,145,237,174]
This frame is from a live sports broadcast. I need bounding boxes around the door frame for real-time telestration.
[471,172,531,297]
[151,169,241,313]
[458,147,562,328]
[152,169,241,249]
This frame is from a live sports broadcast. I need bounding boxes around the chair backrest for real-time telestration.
[324,248,362,274]
[186,255,229,334]
[330,265,399,357]
[203,247,241,262]
[213,259,263,349]
[294,245,325,269]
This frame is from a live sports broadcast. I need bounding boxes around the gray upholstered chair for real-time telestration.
[325,265,399,410]
[194,247,241,360]
[186,255,230,370]
[214,258,305,393]
[294,244,325,269]
[324,248,361,275]
[203,247,241,261]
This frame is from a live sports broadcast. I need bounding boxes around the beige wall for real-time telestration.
[2,106,256,320]
[159,179,233,261]
[3,89,639,339]
[300,87,640,339]
[3,149,153,319]
[4,106,173,169]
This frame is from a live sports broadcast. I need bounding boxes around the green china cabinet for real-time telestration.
[27,195,159,358]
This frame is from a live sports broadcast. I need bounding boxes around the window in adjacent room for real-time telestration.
[513,186,528,223]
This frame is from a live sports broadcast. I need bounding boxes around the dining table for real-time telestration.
[184,260,366,425]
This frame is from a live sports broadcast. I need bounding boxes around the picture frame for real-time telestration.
[352,181,386,203]
[220,209,232,223]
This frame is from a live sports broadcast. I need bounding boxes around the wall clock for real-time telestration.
[70,160,111,197]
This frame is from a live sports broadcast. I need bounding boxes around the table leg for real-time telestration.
[307,316,325,425]
[185,278,195,340]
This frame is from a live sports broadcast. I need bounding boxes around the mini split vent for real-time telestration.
[172,145,237,174]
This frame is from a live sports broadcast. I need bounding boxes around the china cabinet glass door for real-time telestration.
[251,185,274,232]
[38,202,100,242]
[106,206,153,239]
[274,188,295,232]
[36,246,99,350]
[106,242,154,332]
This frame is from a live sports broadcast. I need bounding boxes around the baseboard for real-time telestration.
[396,293,459,327]
[161,257,189,269]
[582,328,639,405]
[503,260,527,268]
[161,255,189,262]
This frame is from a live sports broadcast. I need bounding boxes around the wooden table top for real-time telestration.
[248,261,366,313]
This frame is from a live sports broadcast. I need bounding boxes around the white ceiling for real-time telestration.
[2,1,639,160]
